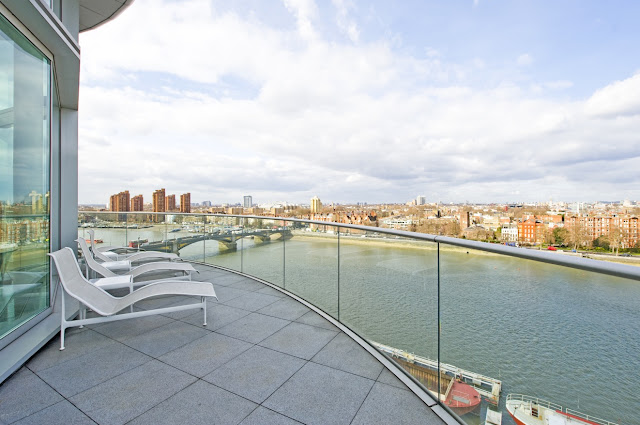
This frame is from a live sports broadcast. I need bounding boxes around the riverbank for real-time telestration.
[292,231,640,268]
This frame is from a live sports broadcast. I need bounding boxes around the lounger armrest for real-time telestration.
[127,262,196,279]
[118,281,216,309]
[126,252,179,263]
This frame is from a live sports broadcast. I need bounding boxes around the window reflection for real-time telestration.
[0,13,51,340]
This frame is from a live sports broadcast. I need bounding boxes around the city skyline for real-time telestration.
[78,0,640,204]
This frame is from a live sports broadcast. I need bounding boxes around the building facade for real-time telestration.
[0,0,133,382]
[243,195,252,208]
[152,188,165,222]
[310,196,322,213]
[109,190,130,212]
[165,194,176,211]
[131,194,144,211]
[180,193,191,213]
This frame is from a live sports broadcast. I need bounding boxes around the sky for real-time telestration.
[78,0,640,206]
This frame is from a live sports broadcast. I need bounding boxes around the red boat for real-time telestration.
[443,380,482,415]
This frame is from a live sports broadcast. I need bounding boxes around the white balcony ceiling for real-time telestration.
[79,0,134,32]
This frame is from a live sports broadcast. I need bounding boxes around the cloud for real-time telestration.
[516,53,533,67]
[77,0,640,204]
[585,73,640,118]
[332,0,359,42]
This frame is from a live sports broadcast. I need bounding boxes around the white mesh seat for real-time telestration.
[87,229,179,262]
[77,238,196,283]
[49,248,217,350]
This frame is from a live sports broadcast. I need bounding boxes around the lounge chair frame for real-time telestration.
[49,248,217,350]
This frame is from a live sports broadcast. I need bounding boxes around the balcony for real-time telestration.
[2,211,639,425]
[0,262,445,424]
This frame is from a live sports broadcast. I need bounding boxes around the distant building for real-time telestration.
[131,195,144,211]
[518,219,545,244]
[243,195,252,208]
[201,201,212,207]
[501,224,518,243]
[165,194,176,211]
[416,195,426,205]
[152,188,166,222]
[109,191,130,212]
[227,207,243,215]
[310,196,322,213]
[180,193,191,213]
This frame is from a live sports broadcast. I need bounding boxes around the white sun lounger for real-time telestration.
[86,229,179,262]
[77,238,196,283]
[49,248,217,350]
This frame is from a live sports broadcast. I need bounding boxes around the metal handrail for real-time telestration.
[507,394,617,425]
[80,211,640,281]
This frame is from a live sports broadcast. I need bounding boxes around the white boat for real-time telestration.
[506,394,617,425]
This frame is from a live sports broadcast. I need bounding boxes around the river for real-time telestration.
[80,226,640,425]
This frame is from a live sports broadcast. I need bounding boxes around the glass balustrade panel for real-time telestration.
[241,218,284,286]
[283,222,339,318]
[203,215,242,272]
[439,244,640,425]
[339,229,438,389]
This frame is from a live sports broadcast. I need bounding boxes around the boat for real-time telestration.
[506,394,617,425]
[372,342,496,416]
[128,239,148,248]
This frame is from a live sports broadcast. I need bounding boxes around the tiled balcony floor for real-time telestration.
[0,263,446,425]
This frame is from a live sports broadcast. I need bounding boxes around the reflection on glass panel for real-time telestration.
[0,14,51,340]
[340,230,438,395]
[284,222,338,317]
[439,246,639,425]
[203,216,243,272]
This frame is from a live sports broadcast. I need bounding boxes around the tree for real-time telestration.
[593,236,610,251]
[552,227,569,246]
[567,221,590,250]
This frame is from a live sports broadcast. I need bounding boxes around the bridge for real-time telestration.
[139,228,293,254]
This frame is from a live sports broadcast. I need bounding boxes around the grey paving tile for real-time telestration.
[227,279,267,292]
[158,332,252,377]
[352,381,441,424]
[223,291,281,311]
[36,342,151,398]
[255,285,286,297]
[259,322,338,360]
[211,274,250,286]
[0,368,63,424]
[91,314,174,341]
[256,297,310,321]
[133,294,194,310]
[13,400,94,425]
[210,285,250,303]
[128,380,257,425]
[182,303,250,330]
[26,329,115,372]
[215,313,290,344]
[295,310,338,331]
[239,406,303,425]
[70,360,196,425]
[121,320,210,357]
[377,367,410,390]
[263,362,375,425]
[311,333,384,380]
[203,346,305,403]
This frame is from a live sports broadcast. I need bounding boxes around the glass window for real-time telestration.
[0,13,51,341]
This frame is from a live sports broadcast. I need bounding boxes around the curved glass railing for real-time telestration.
[78,212,640,425]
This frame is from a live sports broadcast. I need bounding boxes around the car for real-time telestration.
[621,253,632,257]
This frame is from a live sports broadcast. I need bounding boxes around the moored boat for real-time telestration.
[506,394,617,425]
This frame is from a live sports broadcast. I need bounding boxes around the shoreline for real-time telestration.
[291,231,640,267]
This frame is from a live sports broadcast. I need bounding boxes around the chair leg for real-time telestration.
[202,297,207,326]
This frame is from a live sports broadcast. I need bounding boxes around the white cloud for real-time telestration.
[585,73,640,118]
[77,0,640,204]
[332,0,359,42]
[516,53,533,66]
